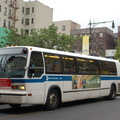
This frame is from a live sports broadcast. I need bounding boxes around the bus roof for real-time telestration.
[0,46,118,62]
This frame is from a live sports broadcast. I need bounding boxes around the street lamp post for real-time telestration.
[88,20,115,55]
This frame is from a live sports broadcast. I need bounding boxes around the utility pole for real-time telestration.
[88,20,115,55]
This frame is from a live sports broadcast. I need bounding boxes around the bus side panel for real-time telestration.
[89,90,101,99]
[62,80,89,102]
[100,80,116,97]
[77,91,89,100]
[62,81,78,102]
[44,80,63,103]
[25,83,45,104]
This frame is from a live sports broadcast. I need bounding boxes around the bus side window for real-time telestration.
[100,61,110,75]
[108,62,117,75]
[44,54,62,73]
[89,60,100,74]
[77,58,90,74]
[62,56,76,73]
[28,51,44,78]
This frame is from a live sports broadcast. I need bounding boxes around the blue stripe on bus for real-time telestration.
[101,76,120,80]
[11,76,72,83]
[11,76,120,83]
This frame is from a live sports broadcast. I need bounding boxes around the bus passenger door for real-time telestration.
[28,51,45,104]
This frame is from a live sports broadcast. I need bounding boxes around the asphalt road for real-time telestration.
[0,97,120,120]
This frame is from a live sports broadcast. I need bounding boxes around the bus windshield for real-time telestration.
[0,49,27,78]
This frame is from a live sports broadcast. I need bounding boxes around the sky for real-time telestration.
[24,0,120,33]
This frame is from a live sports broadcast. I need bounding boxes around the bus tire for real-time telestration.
[9,104,21,109]
[45,89,60,110]
[105,85,116,100]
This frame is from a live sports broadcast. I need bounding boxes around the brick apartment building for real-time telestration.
[71,27,115,56]
[0,0,53,34]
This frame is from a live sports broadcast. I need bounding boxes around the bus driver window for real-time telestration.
[28,51,44,78]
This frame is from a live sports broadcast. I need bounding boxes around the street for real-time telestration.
[0,96,120,120]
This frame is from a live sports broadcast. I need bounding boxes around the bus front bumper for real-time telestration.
[0,91,30,104]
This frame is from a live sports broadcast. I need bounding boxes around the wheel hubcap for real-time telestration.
[50,93,57,106]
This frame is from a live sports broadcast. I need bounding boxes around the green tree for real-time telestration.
[114,37,120,60]
[28,24,76,51]
[0,27,28,47]
[1,24,77,52]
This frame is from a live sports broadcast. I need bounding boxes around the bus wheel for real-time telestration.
[105,85,116,100]
[45,89,60,110]
[9,104,21,109]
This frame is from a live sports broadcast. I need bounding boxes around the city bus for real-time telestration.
[0,46,120,110]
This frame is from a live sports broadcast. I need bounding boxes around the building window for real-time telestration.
[8,9,11,17]
[74,35,77,37]
[21,18,24,24]
[8,21,11,29]
[94,33,96,38]
[22,7,24,14]
[62,25,66,31]
[26,8,30,15]
[99,33,103,38]
[10,0,12,4]
[31,18,34,24]
[25,29,29,35]
[99,41,103,45]
[3,19,6,28]
[21,29,24,35]
[25,19,29,26]
[5,0,7,3]
[4,7,7,16]
[0,5,1,12]
[32,7,34,13]
[31,29,33,34]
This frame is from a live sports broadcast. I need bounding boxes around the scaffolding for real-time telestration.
[8,0,19,28]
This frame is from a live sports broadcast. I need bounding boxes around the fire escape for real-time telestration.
[8,0,19,28]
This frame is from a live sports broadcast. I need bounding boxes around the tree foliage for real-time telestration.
[0,24,78,52]
[114,37,120,60]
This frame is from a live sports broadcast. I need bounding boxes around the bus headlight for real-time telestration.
[19,86,25,90]
[12,85,25,90]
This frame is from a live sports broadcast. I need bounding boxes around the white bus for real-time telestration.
[0,46,120,110]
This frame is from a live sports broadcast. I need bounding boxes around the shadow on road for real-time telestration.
[0,104,46,114]
[62,98,104,108]
[0,97,119,114]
